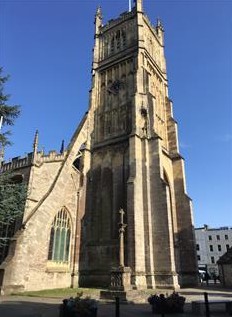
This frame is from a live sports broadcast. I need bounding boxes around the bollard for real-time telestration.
[204,292,210,317]
[115,296,120,317]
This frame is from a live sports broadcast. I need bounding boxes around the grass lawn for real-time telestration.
[12,287,102,298]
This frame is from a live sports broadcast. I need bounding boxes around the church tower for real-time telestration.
[79,0,198,289]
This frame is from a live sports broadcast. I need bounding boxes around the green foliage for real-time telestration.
[62,292,98,316]
[148,292,186,314]
[0,67,20,146]
[0,172,27,245]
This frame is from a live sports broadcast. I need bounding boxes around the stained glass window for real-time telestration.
[48,208,71,262]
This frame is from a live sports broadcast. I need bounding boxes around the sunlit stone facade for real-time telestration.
[0,0,198,294]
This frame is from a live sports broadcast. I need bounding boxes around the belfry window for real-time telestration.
[116,30,121,50]
[122,30,126,48]
[48,208,71,262]
[110,36,115,54]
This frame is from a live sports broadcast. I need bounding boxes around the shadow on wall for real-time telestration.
[78,138,129,288]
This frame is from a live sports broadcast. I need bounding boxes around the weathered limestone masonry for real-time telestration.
[0,113,93,293]
[0,0,198,293]
[79,0,198,289]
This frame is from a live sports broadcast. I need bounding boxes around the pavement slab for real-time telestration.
[0,286,232,317]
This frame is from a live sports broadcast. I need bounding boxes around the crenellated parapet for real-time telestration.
[100,10,136,33]
[34,150,67,166]
[1,150,67,173]
[1,153,33,172]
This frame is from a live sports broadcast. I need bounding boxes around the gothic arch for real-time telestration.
[72,143,86,172]
[47,207,72,263]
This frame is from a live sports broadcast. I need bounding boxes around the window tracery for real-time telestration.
[47,208,71,263]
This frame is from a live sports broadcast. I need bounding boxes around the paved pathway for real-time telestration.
[0,286,232,317]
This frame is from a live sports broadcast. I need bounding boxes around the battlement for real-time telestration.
[99,8,162,46]
[1,150,67,173]
[1,153,33,172]
[34,150,66,165]
[100,9,136,32]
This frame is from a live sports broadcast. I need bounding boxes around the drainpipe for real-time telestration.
[71,189,80,288]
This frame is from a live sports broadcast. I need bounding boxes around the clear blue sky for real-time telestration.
[0,0,231,228]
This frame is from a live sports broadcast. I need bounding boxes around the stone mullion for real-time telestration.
[51,226,56,260]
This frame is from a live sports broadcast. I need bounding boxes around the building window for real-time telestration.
[209,245,213,252]
[116,30,121,50]
[225,235,228,240]
[218,245,222,252]
[143,69,150,93]
[226,244,230,250]
[122,30,126,47]
[48,208,71,262]
[211,256,215,264]
[208,235,212,241]
[216,235,220,240]
[196,244,200,251]
[110,36,115,54]
[197,255,201,261]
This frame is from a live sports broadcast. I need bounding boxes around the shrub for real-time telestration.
[60,292,98,317]
[148,291,186,314]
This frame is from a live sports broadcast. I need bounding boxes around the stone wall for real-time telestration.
[0,2,198,293]
[218,264,232,287]
[0,113,91,293]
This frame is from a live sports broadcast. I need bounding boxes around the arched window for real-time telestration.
[116,30,121,50]
[110,36,115,54]
[48,208,71,263]
[122,30,126,48]
[72,144,85,172]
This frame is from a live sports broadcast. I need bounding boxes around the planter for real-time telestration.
[148,292,185,314]
[59,296,98,317]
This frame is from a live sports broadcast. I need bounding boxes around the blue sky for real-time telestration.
[0,0,231,228]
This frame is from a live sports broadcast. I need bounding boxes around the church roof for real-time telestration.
[217,247,232,264]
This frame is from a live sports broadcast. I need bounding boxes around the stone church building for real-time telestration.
[0,0,198,294]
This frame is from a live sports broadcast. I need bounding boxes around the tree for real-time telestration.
[0,67,20,147]
[0,172,27,263]
[0,68,24,262]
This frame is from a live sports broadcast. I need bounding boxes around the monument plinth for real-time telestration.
[110,266,132,291]
[100,209,131,300]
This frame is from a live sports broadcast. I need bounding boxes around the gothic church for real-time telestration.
[0,0,198,294]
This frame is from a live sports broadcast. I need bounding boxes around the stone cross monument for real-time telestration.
[119,208,127,267]
[110,208,131,292]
